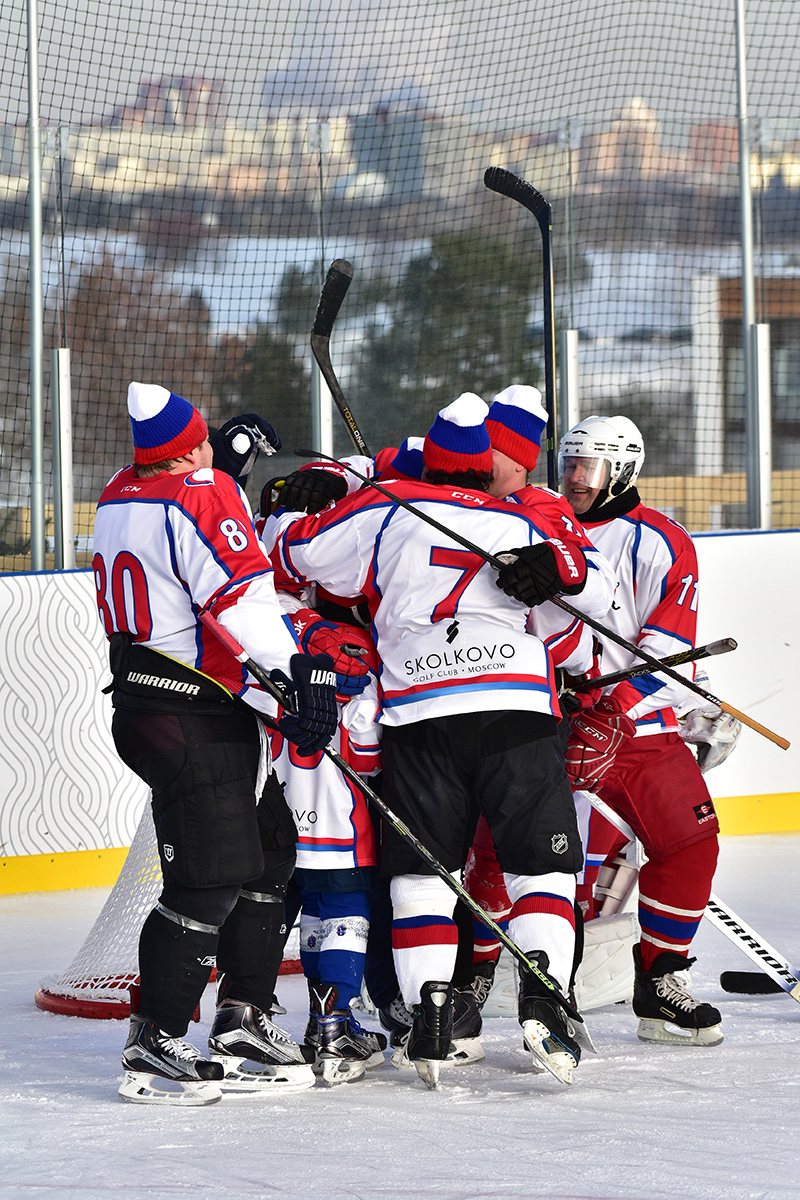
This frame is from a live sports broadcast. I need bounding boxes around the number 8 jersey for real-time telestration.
[94,463,299,713]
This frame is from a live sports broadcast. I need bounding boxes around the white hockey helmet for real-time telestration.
[558,415,645,496]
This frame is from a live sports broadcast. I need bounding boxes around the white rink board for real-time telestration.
[0,531,797,859]
[693,529,799,799]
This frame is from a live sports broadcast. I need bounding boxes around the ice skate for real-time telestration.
[518,952,581,1086]
[307,982,387,1085]
[119,1014,224,1106]
[632,946,723,1047]
[394,981,454,1089]
[447,986,485,1065]
[379,992,414,1049]
[208,996,316,1094]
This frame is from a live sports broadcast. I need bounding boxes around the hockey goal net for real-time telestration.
[34,801,301,1019]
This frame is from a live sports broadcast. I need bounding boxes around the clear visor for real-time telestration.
[558,454,611,490]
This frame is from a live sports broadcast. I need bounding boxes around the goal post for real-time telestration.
[34,800,301,1020]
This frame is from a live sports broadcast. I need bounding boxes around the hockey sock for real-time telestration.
[504,872,576,994]
[637,838,719,970]
[390,874,458,1007]
[463,818,511,966]
[307,888,370,1007]
[299,899,324,982]
[363,877,401,1009]
[215,891,287,1012]
[138,905,219,1036]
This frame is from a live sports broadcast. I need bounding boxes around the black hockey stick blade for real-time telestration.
[311,259,354,340]
[484,167,551,228]
[720,971,785,995]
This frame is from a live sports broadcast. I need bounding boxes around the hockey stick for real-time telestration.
[571,638,738,692]
[197,608,581,1020]
[705,896,800,1002]
[310,258,371,457]
[720,970,798,995]
[294,448,790,751]
[484,167,557,489]
[584,793,800,1002]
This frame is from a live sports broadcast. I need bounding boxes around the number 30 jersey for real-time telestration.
[94,464,299,713]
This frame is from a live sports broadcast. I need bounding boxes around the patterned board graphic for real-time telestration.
[0,570,148,858]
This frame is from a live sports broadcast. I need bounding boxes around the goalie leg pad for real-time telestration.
[573,912,640,1011]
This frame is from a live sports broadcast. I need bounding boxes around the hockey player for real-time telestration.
[271,392,615,1087]
[270,605,388,1084]
[558,414,728,1046]
[94,382,339,1105]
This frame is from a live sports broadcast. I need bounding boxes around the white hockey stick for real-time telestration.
[584,792,800,1003]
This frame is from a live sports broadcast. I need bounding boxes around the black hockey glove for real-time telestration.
[495,539,587,607]
[275,467,349,514]
[211,414,281,487]
[270,652,338,757]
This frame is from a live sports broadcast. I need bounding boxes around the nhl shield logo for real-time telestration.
[551,833,569,855]
[163,843,175,862]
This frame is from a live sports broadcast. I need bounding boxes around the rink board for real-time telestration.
[1,532,798,894]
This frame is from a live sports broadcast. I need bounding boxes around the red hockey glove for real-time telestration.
[495,539,587,607]
[565,695,636,788]
[291,607,374,697]
[270,653,339,757]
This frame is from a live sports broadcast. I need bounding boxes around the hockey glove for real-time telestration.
[211,414,281,486]
[495,540,587,607]
[679,706,742,773]
[565,695,636,789]
[290,607,374,697]
[277,467,349,514]
[270,652,339,757]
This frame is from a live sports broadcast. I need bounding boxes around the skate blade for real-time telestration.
[413,1058,442,1089]
[571,1018,597,1055]
[118,1070,222,1106]
[636,1018,724,1047]
[521,1020,577,1086]
[319,1057,367,1086]
[212,1055,316,1094]
[444,1036,485,1066]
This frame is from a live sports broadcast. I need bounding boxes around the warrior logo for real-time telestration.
[551,833,569,855]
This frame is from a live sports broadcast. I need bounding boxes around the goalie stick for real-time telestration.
[572,637,738,692]
[484,167,557,490]
[585,793,800,1003]
[198,608,581,1022]
[294,448,790,751]
[310,258,371,456]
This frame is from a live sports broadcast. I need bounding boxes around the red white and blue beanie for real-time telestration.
[127,381,208,465]
[486,384,548,471]
[388,435,425,480]
[423,393,493,474]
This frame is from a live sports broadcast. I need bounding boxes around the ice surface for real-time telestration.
[1,835,797,1200]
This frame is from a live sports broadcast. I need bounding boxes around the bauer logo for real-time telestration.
[551,833,569,854]
[693,801,717,825]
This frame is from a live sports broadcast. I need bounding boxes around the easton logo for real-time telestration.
[127,671,201,696]
[693,801,717,824]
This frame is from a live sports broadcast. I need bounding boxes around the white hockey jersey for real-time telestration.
[271,478,613,726]
[581,499,701,735]
[93,463,299,714]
